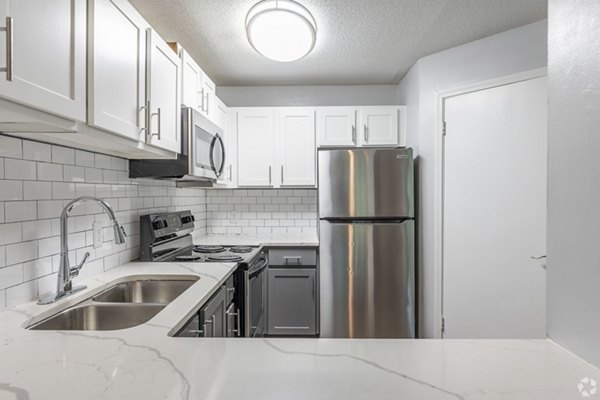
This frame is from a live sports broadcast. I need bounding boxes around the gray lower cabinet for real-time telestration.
[199,286,227,337]
[267,268,317,335]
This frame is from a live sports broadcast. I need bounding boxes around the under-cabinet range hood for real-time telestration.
[129,107,225,187]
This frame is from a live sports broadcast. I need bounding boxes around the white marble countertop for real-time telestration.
[0,261,598,400]
[194,233,319,247]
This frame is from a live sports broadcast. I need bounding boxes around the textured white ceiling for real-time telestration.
[129,0,547,85]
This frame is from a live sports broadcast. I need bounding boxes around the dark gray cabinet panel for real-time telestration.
[267,268,316,335]
[200,286,226,337]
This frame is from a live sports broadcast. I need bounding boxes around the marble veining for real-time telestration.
[0,261,598,400]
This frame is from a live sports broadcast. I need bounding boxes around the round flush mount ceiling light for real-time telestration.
[246,0,317,62]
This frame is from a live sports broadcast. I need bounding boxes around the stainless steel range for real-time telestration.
[139,210,268,337]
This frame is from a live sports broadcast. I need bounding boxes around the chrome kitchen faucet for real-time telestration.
[38,197,126,305]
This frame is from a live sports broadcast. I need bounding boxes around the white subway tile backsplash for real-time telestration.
[205,189,317,236]
[23,181,52,200]
[0,223,22,245]
[0,180,22,201]
[37,162,63,181]
[75,150,95,167]
[5,201,37,223]
[0,264,23,289]
[51,145,75,165]
[0,136,22,159]
[0,134,208,308]
[23,141,51,162]
[63,165,85,182]
[6,241,37,265]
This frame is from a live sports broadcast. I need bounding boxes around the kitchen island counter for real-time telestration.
[0,261,597,400]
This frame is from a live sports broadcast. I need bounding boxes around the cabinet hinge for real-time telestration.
[442,121,447,136]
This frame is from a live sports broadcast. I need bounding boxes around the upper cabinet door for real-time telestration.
[88,0,148,141]
[358,106,399,146]
[279,108,316,187]
[202,73,216,121]
[316,107,357,147]
[0,0,86,121]
[180,49,202,111]
[146,29,181,153]
[237,109,275,187]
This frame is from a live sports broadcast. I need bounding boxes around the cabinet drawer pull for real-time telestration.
[283,256,302,265]
[0,17,13,81]
[151,107,161,140]
[364,124,368,143]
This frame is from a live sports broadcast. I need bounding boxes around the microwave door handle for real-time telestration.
[209,134,218,177]
[215,133,226,178]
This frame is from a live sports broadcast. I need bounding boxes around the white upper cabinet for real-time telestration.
[88,0,148,142]
[0,0,86,121]
[180,49,203,112]
[146,28,181,153]
[236,109,275,187]
[214,96,228,130]
[202,73,216,121]
[317,106,406,147]
[279,108,316,187]
[358,106,401,146]
[316,107,357,147]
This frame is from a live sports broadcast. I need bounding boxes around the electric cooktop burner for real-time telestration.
[206,254,244,262]
[193,245,226,254]
[174,255,203,261]
[229,246,254,253]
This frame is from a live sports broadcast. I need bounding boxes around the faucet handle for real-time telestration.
[70,252,90,278]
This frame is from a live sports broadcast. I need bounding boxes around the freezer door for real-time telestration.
[318,148,414,218]
[319,220,415,338]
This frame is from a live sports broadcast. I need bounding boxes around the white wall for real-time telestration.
[217,85,399,107]
[0,135,206,309]
[397,20,547,338]
[547,0,600,367]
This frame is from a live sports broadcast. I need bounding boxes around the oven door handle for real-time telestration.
[248,260,268,278]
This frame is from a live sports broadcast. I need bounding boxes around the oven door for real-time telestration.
[246,258,268,337]
[188,109,225,179]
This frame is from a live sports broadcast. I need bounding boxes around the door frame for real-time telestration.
[433,67,547,338]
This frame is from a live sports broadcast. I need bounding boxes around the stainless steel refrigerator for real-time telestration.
[318,147,415,338]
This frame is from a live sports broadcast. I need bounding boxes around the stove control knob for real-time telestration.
[152,219,167,230]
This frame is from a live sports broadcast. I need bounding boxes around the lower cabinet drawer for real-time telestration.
[269,248,317,266]
[267,268,316,336]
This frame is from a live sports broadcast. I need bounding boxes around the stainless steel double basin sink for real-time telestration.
[28,276,199,331]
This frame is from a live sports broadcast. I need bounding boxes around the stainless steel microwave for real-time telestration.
[129,107,225,183]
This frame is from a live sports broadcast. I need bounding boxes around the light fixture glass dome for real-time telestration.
[246,0,317,62]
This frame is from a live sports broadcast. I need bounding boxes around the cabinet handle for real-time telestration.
[151,107,161,140]
[226,307,240,336]
[283,256,301,265]
[268,166,272,185]
[281,165,284,185]
[229,164,233,181]
[351,125,356,144]
[364,124,368,143]
[0,17,13,81]
[140,100,151,135]
[205,93,210,114]
[204,317,214,337]
[312,278,315,300]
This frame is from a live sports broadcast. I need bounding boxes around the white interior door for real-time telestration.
[442,77,547,339]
